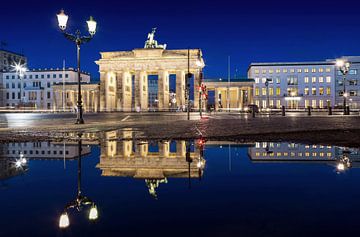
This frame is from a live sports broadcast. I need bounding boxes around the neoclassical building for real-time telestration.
[96,48,205,111]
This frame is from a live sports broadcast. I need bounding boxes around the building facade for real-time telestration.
[0,50,27,106]
[334,56,360,108]
[2,68,90,109]
[203,78,254,111]
[248,62,336,109]
[52,82,100,112]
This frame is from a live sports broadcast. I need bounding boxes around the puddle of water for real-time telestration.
[0,134,359,236]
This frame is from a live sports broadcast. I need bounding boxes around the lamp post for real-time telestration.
[196,56,204,118]
[265,78,271,110]
[336,59,351,115]
[56,9,97,124]
[12,62,27,106]
[59,133,98,229]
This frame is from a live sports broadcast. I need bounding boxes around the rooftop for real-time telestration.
[204,78,254,83]
[0,49,26,57]
[3,67,90,75]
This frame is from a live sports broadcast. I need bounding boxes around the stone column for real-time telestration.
[159,141,170,158]
[134,71,141,110]
[215,88,219,111]
[158,70,169,110]
[99,72,106,112]
[176,141,186,158]
[193,71,200,109]
[122,71,132,112]
[115,71,123,111]
[176,70,186,107]
[140,71,148,110]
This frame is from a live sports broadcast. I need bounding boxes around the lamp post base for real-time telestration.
[75,118,85,124]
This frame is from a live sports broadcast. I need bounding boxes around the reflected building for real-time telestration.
[2,141,91,160]
[248,142,360,170]
[97,130,205,198]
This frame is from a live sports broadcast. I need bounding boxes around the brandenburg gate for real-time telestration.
[96,29,205,112]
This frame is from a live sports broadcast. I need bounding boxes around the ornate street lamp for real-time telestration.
[58,134,98,228]
[56,9,97,124]
[336,59,351,115]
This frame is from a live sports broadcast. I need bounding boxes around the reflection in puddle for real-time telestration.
[1,130,360,235]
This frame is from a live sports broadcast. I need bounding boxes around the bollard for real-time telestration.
[346,106,350,115]
[252,108,255,118]
[282,106,285,116]
[307,106,311,116]
[328,107,332,115]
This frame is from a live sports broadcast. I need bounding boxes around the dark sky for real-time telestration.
[1,0,360,80]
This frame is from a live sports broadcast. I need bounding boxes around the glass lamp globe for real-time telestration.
[87,16,97,36]
[59,212,70,228]
[57,10,68,31]
[89,205,98,220]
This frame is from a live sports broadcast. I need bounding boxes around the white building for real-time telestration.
[2,68,90,109]
[0,49,27,106]
[248,61,335,109]
[333,56,360,109]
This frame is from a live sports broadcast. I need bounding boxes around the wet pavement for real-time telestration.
[0,112,359,147]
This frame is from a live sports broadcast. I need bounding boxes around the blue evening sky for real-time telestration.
[1,0,360,81]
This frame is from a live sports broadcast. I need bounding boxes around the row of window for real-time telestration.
[255,76,332,84]
[253,67,332,74]
[254,99,331,108]
[7,149,69,155]
[254,87,331,96]
[255,142,331,149]
[5,73,69,80]
[5,81,54,89]
[254,151,333,157]
[6,91,51,100]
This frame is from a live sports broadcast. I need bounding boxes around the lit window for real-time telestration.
[255,87,259,96]
[283,69,288,73]
[269,88,274,96]
[262,69,266,74]
[311,88,316,95]
[319,87,324,95]
[312,68,316,73]
[304,68,309,73]
[262,88,267,96]
[254,69,260,74]
[276,69,280,73]
[304,88,309,95]
[262,78,267,83]
[319,77,324,83]
[325,68,331,72]
[304,77,309,83]
[276,88,281,96]
[276,78,280,84]
[297,69,302,73]
[298,152,303,157]
[290,69,295,73]
[326,76,331,83]
[319,68,324,72]
[269,69,274,74]
[276,100,281,108]
[255,78,259,83]
[312,77,316,83]
[326,87,331,95]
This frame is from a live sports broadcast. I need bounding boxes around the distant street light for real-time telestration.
[12,62,27,105]
[56,9,97,124]
[336,59,351,115]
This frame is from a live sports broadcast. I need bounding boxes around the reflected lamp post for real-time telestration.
[59,134,98,229]
[336,59,351,115]
[336,150,351,174]
[56,9,97,124]
[196,137,206,179]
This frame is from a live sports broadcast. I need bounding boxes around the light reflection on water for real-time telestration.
[1,131,360,236]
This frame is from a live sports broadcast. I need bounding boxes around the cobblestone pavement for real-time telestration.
[0,112,359,147]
